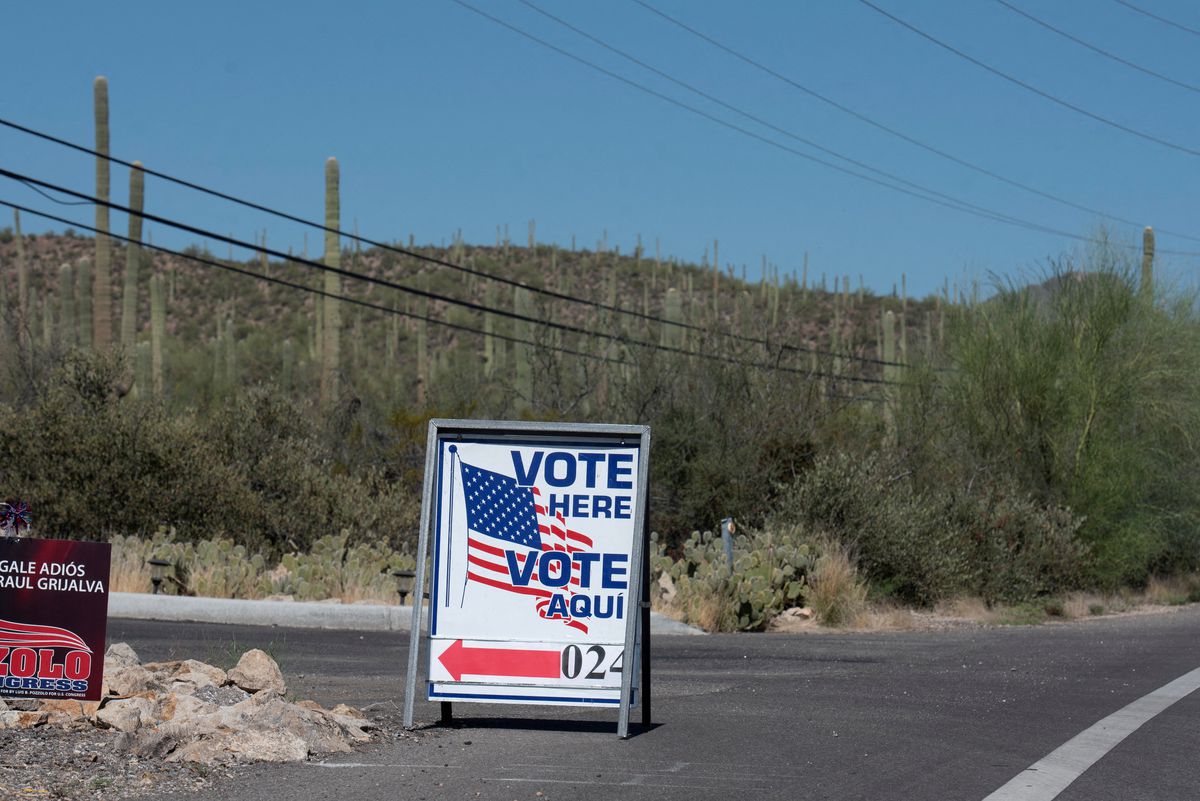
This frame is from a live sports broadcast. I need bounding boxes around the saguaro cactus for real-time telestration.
[76,259,93,348]
[483,282,497,378]
[120,162,145,349]
[223,313,236,392]
[281,337,294,393]
[513,287,534,409]
[59,264,76,347]
[93,76,113,349]
[321,157,341,404]
[13,210,27,322]
[662,287,683,350]
[40,293,52,348]
[416,276,429,406]
[882,309,897,438]
[150,272,165,396]
[711,238,720,318]
[1141,226,1155,298]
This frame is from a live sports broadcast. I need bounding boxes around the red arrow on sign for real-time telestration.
[437,639,561,682]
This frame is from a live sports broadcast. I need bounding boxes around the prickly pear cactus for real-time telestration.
[652,524,817,631]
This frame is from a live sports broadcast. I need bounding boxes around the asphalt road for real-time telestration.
[109,606,1200,801]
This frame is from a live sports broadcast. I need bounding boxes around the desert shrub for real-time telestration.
[612,332,823,542]
[110,530,414,602]
[953,487,1087,605]
[776,453,972,605]
[774,453,1088,605]
[0,349,419,555]
[653,523,818,631]
[938,256,1200,588]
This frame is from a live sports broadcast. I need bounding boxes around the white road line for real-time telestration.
[983,666,1200,801]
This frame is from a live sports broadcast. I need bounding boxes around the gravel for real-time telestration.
[0,705,422,800]
[0,725,227,799]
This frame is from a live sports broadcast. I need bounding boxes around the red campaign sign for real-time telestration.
[0,538,111,701]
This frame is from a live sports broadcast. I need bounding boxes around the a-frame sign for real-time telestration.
[402,420,651,738]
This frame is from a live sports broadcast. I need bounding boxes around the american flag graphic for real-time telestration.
[0,618,90,651]
[460,460,594,633]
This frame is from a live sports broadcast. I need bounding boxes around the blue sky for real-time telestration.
[3,0,1198,298]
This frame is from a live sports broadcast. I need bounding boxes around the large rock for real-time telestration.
[105,642,141,668]
[227,649,286,695]
[39,699,101,725]
[144,658,229,695]
[0,710,47,729]
[105,663,162,697]
[326,704,374,742]
[39,643,374,767]
[169,729,309,764]
[97,697,157,733]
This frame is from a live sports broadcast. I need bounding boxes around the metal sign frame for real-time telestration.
[402,419,651,738]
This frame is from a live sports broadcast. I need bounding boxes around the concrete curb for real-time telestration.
[108,592,705,636]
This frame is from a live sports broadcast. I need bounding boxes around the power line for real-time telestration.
[9,190,882,409]
[0,168,649,350]
[995,0,1200,95]
[516,0,1103,250]
[1113,0,1200,37]
[0,117,668,331]
[520,0,1019,225]
[855,0,1200,158]
[628,0,1200,247]
[0,175,905,387]
[0,197,623,367]
[451,0,1199,258]
[16,178,92,206]
[0,116,919,368]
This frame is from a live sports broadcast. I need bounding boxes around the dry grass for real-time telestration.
[683,592,729,633]
[1144,575,1194,606]
[936,597,991,620]
[857,605,918,630]
[109,536,154,593]
[807,541,868,628]
[108,532,412,603]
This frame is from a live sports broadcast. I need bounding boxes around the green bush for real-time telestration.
[938,258,1200,587]
[773,452,1087,606]
[956,487,1087,605]
[0,349,419,554]
[776,453,971,605]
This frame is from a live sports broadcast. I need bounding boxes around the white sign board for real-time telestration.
[403,420,650,733]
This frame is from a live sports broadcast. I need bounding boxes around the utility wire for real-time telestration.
[0,168,648,350]
[1113,0,1200,37]
[16,178,92,206]
[995,0,1200,95]
[0,176,905,387]
[0,198,623,366]
[856,0,1200,158]
[518,0,1072,233]
[629,0,1200,247]
[452,1,1199,258]
[0,116,918,368]
[7,196,879,408]
[0,118,669,330]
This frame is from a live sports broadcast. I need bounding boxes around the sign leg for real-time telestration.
[403,422,440,730]
[440,701,453,725]
[640,522,652,730]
